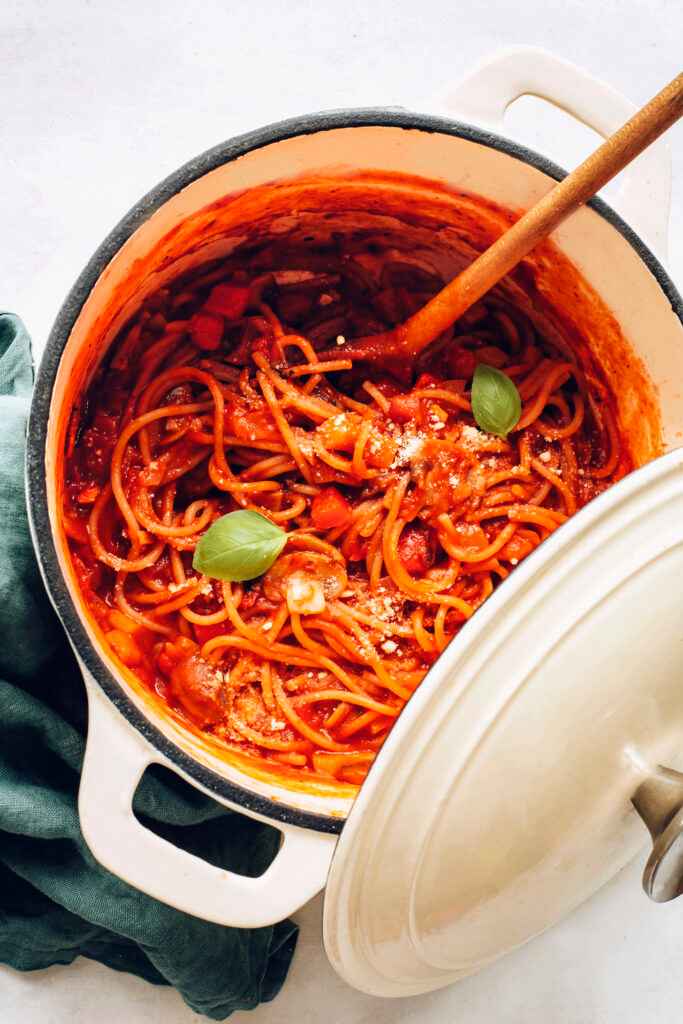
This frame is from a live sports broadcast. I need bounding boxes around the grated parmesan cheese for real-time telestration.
[391,433,424,468]
[167,581,189,594]
[460,425,482,445]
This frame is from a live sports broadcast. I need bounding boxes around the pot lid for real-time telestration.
[323,448,683,996]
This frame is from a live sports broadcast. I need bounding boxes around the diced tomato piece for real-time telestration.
[106,629,142,666]
[388,393,421,424]
[228,402,281,442]
[448,348,477,379]
[365,432,398,469]
[311,487,353,530]
[318,412,357,452]
[189,312,224,350]
[204,283,250,320]
[156,635,198,676]
[398,524,437,575]
[414,372,439,390]
[169,652,225,726]
[193,622,229,645]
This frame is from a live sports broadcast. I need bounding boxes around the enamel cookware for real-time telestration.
[26,47,683,995]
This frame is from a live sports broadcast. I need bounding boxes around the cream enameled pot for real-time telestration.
[26,48,683,996]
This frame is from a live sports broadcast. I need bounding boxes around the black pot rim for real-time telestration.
[26,106,683,836]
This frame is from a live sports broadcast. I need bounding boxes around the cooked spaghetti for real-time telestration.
[63,243,631,787]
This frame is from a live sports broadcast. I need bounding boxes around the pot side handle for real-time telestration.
[435,46,671,262]
[633,765,683,903]
[78,673,336,927]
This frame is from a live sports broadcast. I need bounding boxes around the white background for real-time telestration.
[2,1,683,1021]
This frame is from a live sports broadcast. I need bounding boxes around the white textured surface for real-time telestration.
[2,0,683,1021]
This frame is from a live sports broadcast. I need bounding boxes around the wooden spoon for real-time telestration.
[319,72,683,365]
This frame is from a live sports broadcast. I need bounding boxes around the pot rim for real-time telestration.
[26,106,683,835]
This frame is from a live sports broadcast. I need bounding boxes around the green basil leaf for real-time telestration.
[193,510,287,582]
[471,363,522,438]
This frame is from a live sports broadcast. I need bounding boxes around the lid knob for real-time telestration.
[633,766,683,902]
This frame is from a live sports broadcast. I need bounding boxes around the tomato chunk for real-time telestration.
[388,393,421,425]
[106,629,141,666]
[156,636,197,676]
[227,400,281,442]
[311,486,353,530]
[398,523,437,574]
[169,652,224,725]
[189,312,224,350]
[447,348,477,379]
[204,283,250,320]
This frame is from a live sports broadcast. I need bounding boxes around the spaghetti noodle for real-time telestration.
[64,244,631,787]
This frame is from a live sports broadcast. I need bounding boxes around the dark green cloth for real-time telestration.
[0,313,297,1018]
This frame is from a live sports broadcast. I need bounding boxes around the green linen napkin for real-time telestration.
[0,313,298,1019]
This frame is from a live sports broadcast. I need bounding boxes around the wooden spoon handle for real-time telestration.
[395,71,683,357]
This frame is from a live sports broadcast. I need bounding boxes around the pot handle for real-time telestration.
[435,46,671,262]
[633,765,683,903]
[78,672,336,927]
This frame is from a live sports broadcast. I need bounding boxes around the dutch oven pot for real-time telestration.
[25,48,683,996]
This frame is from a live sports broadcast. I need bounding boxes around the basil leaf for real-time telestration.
[193,510,287,582]
[471,363,521,438]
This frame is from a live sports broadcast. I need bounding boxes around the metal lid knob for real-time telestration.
[633,766,683,902]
